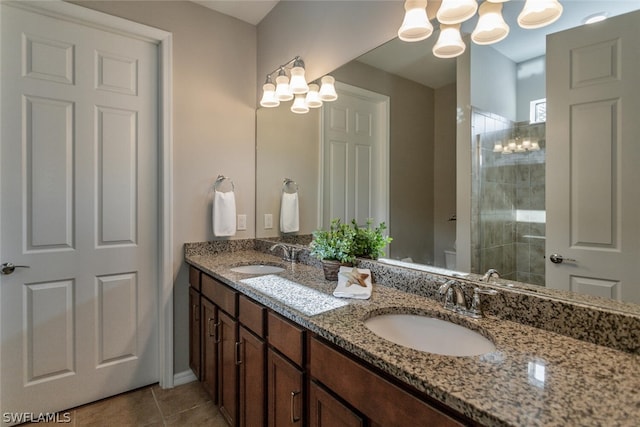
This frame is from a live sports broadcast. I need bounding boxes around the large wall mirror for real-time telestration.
[256,1,640,306]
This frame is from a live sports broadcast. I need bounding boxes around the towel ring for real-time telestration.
[214,175,235,193]
[283,178,298,194]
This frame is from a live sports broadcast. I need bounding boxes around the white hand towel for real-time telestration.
[213,190,236,236]
[333,266,372,300]
[280,192,299,233]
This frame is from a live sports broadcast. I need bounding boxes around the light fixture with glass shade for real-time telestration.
[319,75,338,101]
[259,55,338,114]
[398,0,433,42]
[305,83,323,108]
[289,57,309,94]
[433,24,466,58]
[437,0,478,25]
[396,0,564,59]
[274,68,293,101]
[291,94,310,114]
[259,75,279,108]
[518,0,563,29]
[472,1,509,45]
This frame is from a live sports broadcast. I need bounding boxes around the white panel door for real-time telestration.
[322,85,388,229]
[0,3,158,418]
[546,10,640,303]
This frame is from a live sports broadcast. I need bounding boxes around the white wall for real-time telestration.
[516,55,546,122]
[73,0,257,374]
[470,44,517,122]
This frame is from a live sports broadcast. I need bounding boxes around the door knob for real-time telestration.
[1,262,30,275]
[549,254,576,264]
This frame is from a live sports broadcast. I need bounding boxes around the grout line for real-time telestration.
[150,386,168,426]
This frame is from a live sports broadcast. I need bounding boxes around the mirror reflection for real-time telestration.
[256,1,640,303]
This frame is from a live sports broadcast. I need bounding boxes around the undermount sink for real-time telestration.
[230,264,285,274]
[364,314,495,357]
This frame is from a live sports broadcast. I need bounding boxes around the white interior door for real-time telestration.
[546,10,640,303]
[0,3,159,419]
[321,83,388,229]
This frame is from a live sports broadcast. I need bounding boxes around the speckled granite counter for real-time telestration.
[185,248,640,427]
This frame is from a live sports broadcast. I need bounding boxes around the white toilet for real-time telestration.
[444,250,457,270]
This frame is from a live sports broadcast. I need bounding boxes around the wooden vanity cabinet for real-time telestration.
[238,295,267,427]
[309,380,365,427]
[200,297,218,401]
[267,312,306,427]
[309,337,466,427]
[188,279,201,380]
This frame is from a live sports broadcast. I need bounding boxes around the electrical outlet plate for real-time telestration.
[264,213,273,229]
[237,214,247,230]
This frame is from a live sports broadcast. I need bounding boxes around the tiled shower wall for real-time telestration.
[471,109,546,285]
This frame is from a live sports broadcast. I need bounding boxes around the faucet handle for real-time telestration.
[469,287,498,318]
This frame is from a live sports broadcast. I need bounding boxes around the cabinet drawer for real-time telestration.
[267,312,305,367]
[202,274,238,317]
[310,337,464,427]
[239,295,266,338]
[189,266,201,291]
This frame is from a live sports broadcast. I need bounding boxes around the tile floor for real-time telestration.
[22,381,228,427]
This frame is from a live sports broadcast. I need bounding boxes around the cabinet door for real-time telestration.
[218,310,239,426]
[309,381,364,427]
[239,326,266,427]
[188,287,201,380]
[267,349,304,427]
[201,297,218,401]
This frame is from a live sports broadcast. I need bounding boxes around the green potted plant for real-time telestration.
[352,219,392,259]
[310,218,356,280]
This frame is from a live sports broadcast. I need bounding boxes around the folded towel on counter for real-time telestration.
[213,190,236,236]
[333,266,372,300]
[280,192,299,233]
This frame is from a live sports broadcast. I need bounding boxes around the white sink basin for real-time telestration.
[230,265,284,274]
[364,314,495,357]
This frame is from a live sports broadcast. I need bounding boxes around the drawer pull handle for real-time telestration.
[290,390,301,423]
[214,321,221,344]
[207,317,215,337]
[235,341,243,365]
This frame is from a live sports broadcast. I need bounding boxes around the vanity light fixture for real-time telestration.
[437,0,478,25]
[518,0,563,29]
[398,0,433,42]
[493,137,541,154]
[260,56,338,112]
[433,24,466,58]
[397,0,564,58]
[471,1,509,45]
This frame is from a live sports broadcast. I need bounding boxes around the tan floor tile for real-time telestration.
[164,401,227,427]
[75,386,161,426]
[152,381,212,418]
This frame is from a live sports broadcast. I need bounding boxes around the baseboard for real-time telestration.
[173,369,197,386]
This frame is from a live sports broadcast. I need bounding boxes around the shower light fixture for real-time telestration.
[260,56,338,113]
[397,0,564,58]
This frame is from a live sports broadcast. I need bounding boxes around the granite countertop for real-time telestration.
[186,250,640,427]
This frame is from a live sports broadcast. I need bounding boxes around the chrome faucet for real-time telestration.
[270,243,297,262]
[438,279,467,311]
[481,268,500,282]
[438,279,498,318]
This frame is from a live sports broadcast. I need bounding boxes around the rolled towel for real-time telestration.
[333,266,372,300]
[213,190,236,236]
[280,192,299,233]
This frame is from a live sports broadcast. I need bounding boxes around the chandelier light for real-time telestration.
[259,56,338,113]
[397,0,564,58]
[398,0,433,42]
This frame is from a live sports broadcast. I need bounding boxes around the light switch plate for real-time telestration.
[264,213,273,229]
[237,214,247,230]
